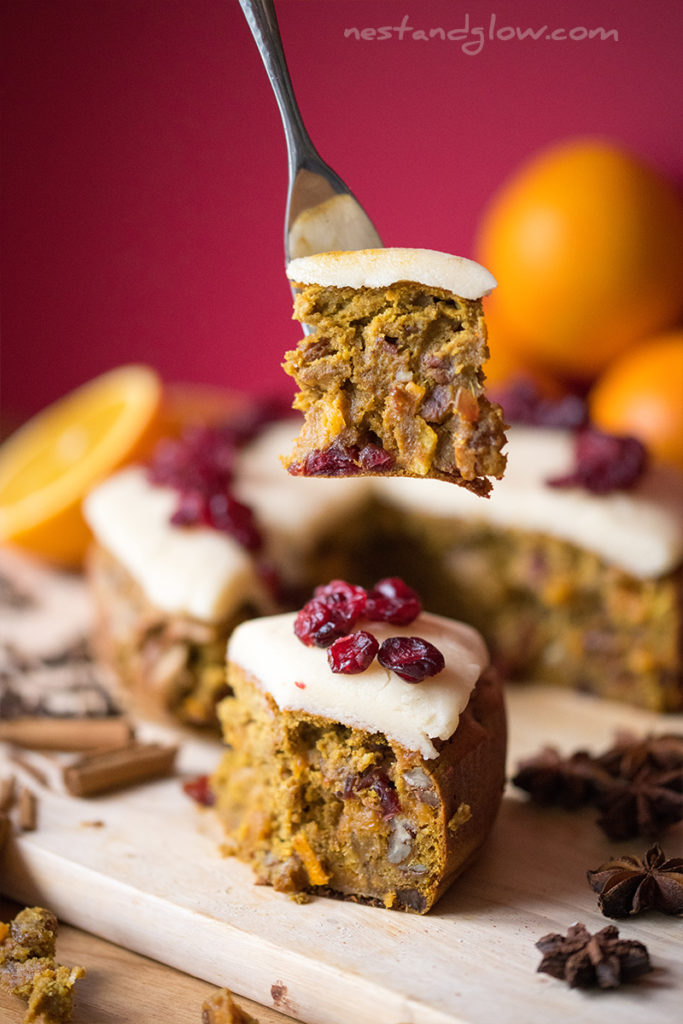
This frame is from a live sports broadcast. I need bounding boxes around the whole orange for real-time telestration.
[476,137,683,380]
[588,330,683,470]
[482,298,568,396]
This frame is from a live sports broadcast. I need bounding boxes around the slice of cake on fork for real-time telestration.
[282,248,507,496]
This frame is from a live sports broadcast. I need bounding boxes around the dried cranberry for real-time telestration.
[547,426,648,494]
[146,420,266,550]
[182,775,215,806]
[289,443,362,477]
[148,426,236,493]
[420,384,454,423]
[290,438,395,476]
[359,443,395,471]
[378,636,445,683]
[294,597,349,648]
[314,580,367,623]
[354,768,401,819]
[205,493,262,551]
[327,630,379,674]
[492,377,588,429]
[340,775,356,800]
[365,577,421,625]
[169,490,210,527]
[294,580,368,648]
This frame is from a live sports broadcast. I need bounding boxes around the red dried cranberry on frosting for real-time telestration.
[313,580,368,625]
[146,421,263,550]
[365,577,421,625]
[293,578,446,684]
[294,597,350,648]
[547,426,648,494]
[295,580,368,647]
[327,630,380,674]
[377,636,446,683]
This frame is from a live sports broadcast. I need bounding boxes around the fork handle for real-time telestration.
[238,0,315,171]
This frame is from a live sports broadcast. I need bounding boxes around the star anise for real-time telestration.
[595,769,682,839]
[512,746,609,809]
[592,735,683,840]
[513,732,683,840]
[587,843,683,918]
[596,731,683,777]
[535,922,652,989]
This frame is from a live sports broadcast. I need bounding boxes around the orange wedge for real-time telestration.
[0,365,164,568]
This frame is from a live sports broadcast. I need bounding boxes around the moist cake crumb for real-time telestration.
[282,250,507,494]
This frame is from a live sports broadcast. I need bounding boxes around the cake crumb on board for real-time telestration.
[202,988,261,1023]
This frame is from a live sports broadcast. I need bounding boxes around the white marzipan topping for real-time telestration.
[83,423,683,625]
[239,421,683,580]
[374,426,683,580]
[228,611,488,759]
[82,468,268,622]
[286,248,496,300]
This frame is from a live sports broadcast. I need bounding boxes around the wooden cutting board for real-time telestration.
[1,688,681,1024]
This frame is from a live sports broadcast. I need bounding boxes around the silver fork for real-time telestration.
[238,0,382,266]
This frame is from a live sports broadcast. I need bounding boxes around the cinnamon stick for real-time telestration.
[0,716,134,751]
[0,811,9,852]
[0,774,16,812]
[63,742,178,797]
[18,786,37,831]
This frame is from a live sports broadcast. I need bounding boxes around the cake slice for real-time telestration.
[83,465,273,726]
[211,580,507,913]
[282,248,507,495]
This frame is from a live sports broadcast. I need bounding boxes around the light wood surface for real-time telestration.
[0,552,681,1022]
[0,896,293,1024]
[1,690,681,1024]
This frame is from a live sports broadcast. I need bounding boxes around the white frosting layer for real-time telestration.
[375,427,683,579]
[286,248,496,300]
[83,468,267,622]
[84,423,683,625]
[228,611,488,759]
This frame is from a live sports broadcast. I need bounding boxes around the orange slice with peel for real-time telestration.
[0,364,164,568]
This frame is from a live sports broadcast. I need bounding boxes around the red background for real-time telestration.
[2,0,682,424]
